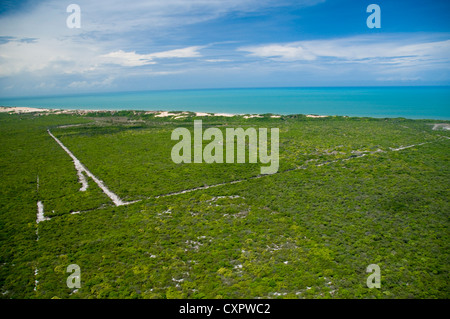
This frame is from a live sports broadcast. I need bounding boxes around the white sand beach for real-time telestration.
[0,106,343,120]
[0,106,52,113]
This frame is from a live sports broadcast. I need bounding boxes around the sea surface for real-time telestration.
[1,87,449,120]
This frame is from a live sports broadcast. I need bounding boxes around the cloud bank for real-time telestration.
[0,0,448,96]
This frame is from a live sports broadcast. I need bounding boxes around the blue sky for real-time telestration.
[0,0,449,97]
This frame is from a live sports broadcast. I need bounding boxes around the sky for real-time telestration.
[0,0,449,97]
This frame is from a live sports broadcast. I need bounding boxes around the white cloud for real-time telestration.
[241,44,316,61]
[0,0,281,79]
[100,46,204,67]
[72,0,324,34]
[205,59,231,62]
[36,82,55,89]
[148,46,204,59]
[68,76,115,88]
[101,50,156,67]
[0,0,320,39]
[0,0,448,95]
[235,35,450,85]
[376,76,422,82]
[239,36,450,66]
[0,38,103,77]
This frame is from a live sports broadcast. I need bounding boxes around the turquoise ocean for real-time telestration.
[1,87,449,120]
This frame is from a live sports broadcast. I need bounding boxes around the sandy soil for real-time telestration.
[36,201,50,223]
[158,111,236,117]
[432,123,450,131]
[243,114,263,119]
[155,111,180,117]
[0,106,289,119]
[194,112,212,116]
[306,114,329,118]
[389,142,429,151]
[47,129,138,206]
[214,113,235,117]
[0,106,52,113]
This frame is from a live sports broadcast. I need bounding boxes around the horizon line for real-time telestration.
[1,85,450,100]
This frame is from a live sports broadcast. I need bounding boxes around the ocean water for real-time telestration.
[1,87,449,120]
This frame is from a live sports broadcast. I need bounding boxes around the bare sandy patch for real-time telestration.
[195,112,212,116]
[155,111,190,118]
[36,201,50,223]
[432,123,450,131]
[243,114,263,119]
[306,114,329,118]
[0,106,52,113]
[389,142,429,151]
[155,111,178,117]
[214,113,235,117]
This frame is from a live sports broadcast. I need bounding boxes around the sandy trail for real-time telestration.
[36,200,50,241]
[153,139,443,199]
[45,129,447,212]
[36,201,50,223]
[48,130,89,192]
[155,180,244,198]
[390,141,429,151]
[34,268,39,291]
[34,175,47,292]
[47,129,137,206]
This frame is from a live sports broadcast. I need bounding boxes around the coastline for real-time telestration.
[2,106,450,124]
[0,106,304,119]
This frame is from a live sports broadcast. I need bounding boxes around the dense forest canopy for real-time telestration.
[0,110,448,299]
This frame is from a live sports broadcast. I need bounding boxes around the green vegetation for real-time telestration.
[0,111,448,299]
